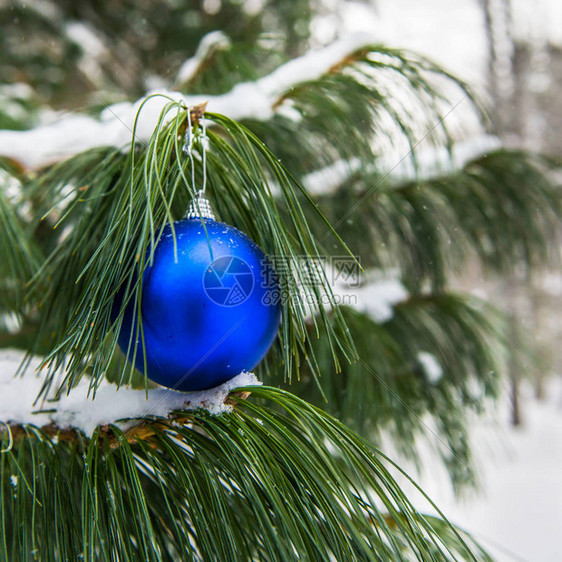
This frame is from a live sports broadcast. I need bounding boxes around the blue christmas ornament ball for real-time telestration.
[115,218,281,391]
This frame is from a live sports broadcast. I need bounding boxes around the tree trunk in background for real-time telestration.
[482,0,516,138]
[483,0,524,427]
[507,299,522,427]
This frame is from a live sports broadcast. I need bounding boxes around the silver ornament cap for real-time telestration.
[187,190,215,220]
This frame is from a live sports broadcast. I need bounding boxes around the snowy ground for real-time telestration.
[408,376,562,562]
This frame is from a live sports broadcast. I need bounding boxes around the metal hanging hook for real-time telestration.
[184,106,215,220]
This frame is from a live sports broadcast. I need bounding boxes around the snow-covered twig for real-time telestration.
[302,135,501,196]
[0,350,260,436]
[175,31,231,86]
[0,33,375,170]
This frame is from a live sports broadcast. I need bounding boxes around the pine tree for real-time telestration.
[0,2,560,560]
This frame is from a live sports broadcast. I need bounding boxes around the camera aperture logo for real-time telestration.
[203,256,254,306]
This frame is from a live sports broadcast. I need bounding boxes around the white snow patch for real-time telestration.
[303,158,361,195]
[512,0,562,48]
[377,134,502,184]
[64,22,109,87]
[176,31,231,85]
[300,135,501,197]
[320,266,409,323]
[65,22,107,58]
[541,272,562,297]
[242,0,266,16]
[0,83,34,101]
[373,0,488,86]
[259,33,373,98]
[0,168,23,201]
[0,313,21,335]
[27,0,62,22]
[417,351,443,383]
[274,100,303,123]
[0,350,260,437]
[0,92,186,168]
[352,277,409,323]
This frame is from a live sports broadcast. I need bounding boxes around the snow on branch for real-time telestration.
[175,31,231,86]
[0,350,260,436]
[0,33,375,170]
[302,135,502,196]
[306,264,409,323]
[332,271,409,323]
[417,351,443,384]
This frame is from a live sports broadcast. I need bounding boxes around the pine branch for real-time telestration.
[281,293,503,491]
[174,31,279,95]
[0,11,545,562]
[441,150,561,273]
[0,385,490,561]
[0,38,484,171]
[235,45,485,180]
[306,149,561,292]
[0,160,39,311]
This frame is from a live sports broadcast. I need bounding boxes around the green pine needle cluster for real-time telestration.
[246,46,483,179]
[306,150,561,291]
[287,294,502,491]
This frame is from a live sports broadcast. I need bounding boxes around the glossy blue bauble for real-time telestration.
[115,218,281,391]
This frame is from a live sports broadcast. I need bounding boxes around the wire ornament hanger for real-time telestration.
[184,106,215,220]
